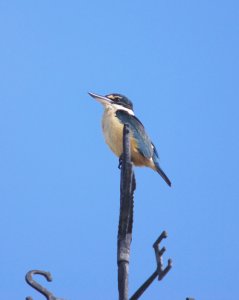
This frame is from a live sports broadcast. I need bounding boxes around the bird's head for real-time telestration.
[88,92,134,115]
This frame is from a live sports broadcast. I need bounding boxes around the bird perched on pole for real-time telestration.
[89,92,171,187]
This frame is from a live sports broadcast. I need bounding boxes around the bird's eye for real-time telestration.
[114,96,122,101]
[106,94,122,102]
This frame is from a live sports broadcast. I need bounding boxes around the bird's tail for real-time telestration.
[154,162,171,187]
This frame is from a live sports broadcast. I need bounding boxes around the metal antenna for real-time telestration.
[117,124,136,300]
[24,125,194,300]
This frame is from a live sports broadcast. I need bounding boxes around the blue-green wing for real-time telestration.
[116,110,153,159]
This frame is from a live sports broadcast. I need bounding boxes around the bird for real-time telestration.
[88,92,171,187]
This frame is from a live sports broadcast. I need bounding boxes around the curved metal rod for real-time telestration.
[25,270,57,300]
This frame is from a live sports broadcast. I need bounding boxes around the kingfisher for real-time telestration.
[89,92,171,187]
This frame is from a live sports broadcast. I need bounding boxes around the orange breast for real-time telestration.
[102,108,154,169]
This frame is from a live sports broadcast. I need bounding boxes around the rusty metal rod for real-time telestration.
[117,124,136,300]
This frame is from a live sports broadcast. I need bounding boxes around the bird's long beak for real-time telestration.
[88,92,112,105]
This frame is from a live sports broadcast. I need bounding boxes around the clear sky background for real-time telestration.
[0,1,238,299]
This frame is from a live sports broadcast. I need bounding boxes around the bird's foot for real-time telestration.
[118,154,123,169]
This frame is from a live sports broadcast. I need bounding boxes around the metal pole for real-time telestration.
[117,124,136,300]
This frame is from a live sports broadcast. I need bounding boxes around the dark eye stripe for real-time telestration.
[118,101,132,109]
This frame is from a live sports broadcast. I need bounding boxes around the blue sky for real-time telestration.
[0,1,238,299]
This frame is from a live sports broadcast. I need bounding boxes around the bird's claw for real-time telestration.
[118,155,123,169]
